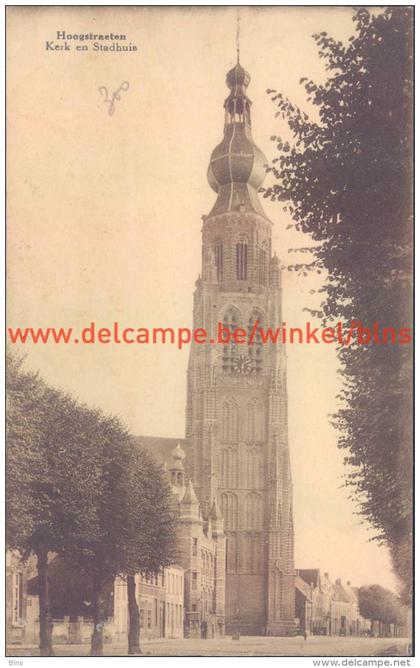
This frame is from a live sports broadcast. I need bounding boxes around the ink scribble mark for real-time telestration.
[98,81,129,116]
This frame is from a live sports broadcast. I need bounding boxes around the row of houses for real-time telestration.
[8,557,408,647]
[294,570,407,638]
[7,550,185,646]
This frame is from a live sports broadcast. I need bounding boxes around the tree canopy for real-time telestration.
[6,349,178,655]
[358,585,407,626]
[265,7,413,601]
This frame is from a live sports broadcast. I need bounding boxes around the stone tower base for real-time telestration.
[265,621,297,637]
[226,620,296,637]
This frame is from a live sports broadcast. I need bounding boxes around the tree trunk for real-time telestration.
[36,547,54,656]
[90,577,104,656]
[127,575,142,655]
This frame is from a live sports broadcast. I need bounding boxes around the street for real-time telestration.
[7,636,411,657]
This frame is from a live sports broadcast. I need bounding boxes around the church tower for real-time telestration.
[184,60,295,636]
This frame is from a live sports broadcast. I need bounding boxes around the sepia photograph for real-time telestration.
[5,4,413,659]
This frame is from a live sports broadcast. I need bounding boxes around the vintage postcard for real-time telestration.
[5,5,413,659]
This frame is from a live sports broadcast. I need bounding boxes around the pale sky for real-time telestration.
[7,6,397,591]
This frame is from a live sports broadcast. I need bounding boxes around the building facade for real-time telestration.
[114,566,184,642]
[167,443,226,638]
[295,570,372,637]
[6,551,27,646]
[183,60,295,636]
[295,574,313,634]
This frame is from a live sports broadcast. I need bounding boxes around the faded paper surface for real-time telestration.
[7,6,396,588]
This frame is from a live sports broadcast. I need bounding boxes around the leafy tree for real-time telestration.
[265,7,413,601]
[6,352,45,553]
[119,446,178,654]
[6,351,119,655]
[60,427,178,656]
[70,440,177,656]
[60,413,133,656]
[7,350,178,656]
[30,445,177,655]
[358,585,406,627]
[6,351,52,654]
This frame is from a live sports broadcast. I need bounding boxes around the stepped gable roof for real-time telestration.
[333,580,352,603]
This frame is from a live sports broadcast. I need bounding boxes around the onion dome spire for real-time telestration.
[168,441,185,488]
[207,60,268,218]
[171,441,186,462]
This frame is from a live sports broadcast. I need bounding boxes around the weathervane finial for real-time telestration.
[236,8,240,64]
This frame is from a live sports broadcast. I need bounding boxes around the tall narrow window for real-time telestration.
[242,533,253,573]
[236,240,248,280]
[222,309,240,372]
[221,398,238,443]
[222,448,239,486]
[247,398,264,442]
[215,238,223,281]
[12,572,22,624]
[221,492,238,530]
[247,311,264,373]
[244,492,263,530]
[226,534,238,572]
[246,447,263,487]
[259,248,267,285]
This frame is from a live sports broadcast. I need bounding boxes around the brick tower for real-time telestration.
[184,60,295,635]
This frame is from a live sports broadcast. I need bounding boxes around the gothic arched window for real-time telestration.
[214,238,223,281]
[221,492,238,530]
[226,533,238,573]
[242,533,253,573]
[244,492,263,530]
[221,397,239,443]
[253,538,262,573]
[247,310,264,373]
[245,446,263,487]
[247,398,264,442]
[222,308,240,373]
[222,448,239,487]
[236,238,248,280]
[258,246,268,286]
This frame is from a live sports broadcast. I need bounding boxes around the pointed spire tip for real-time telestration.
[236,8,241,64]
